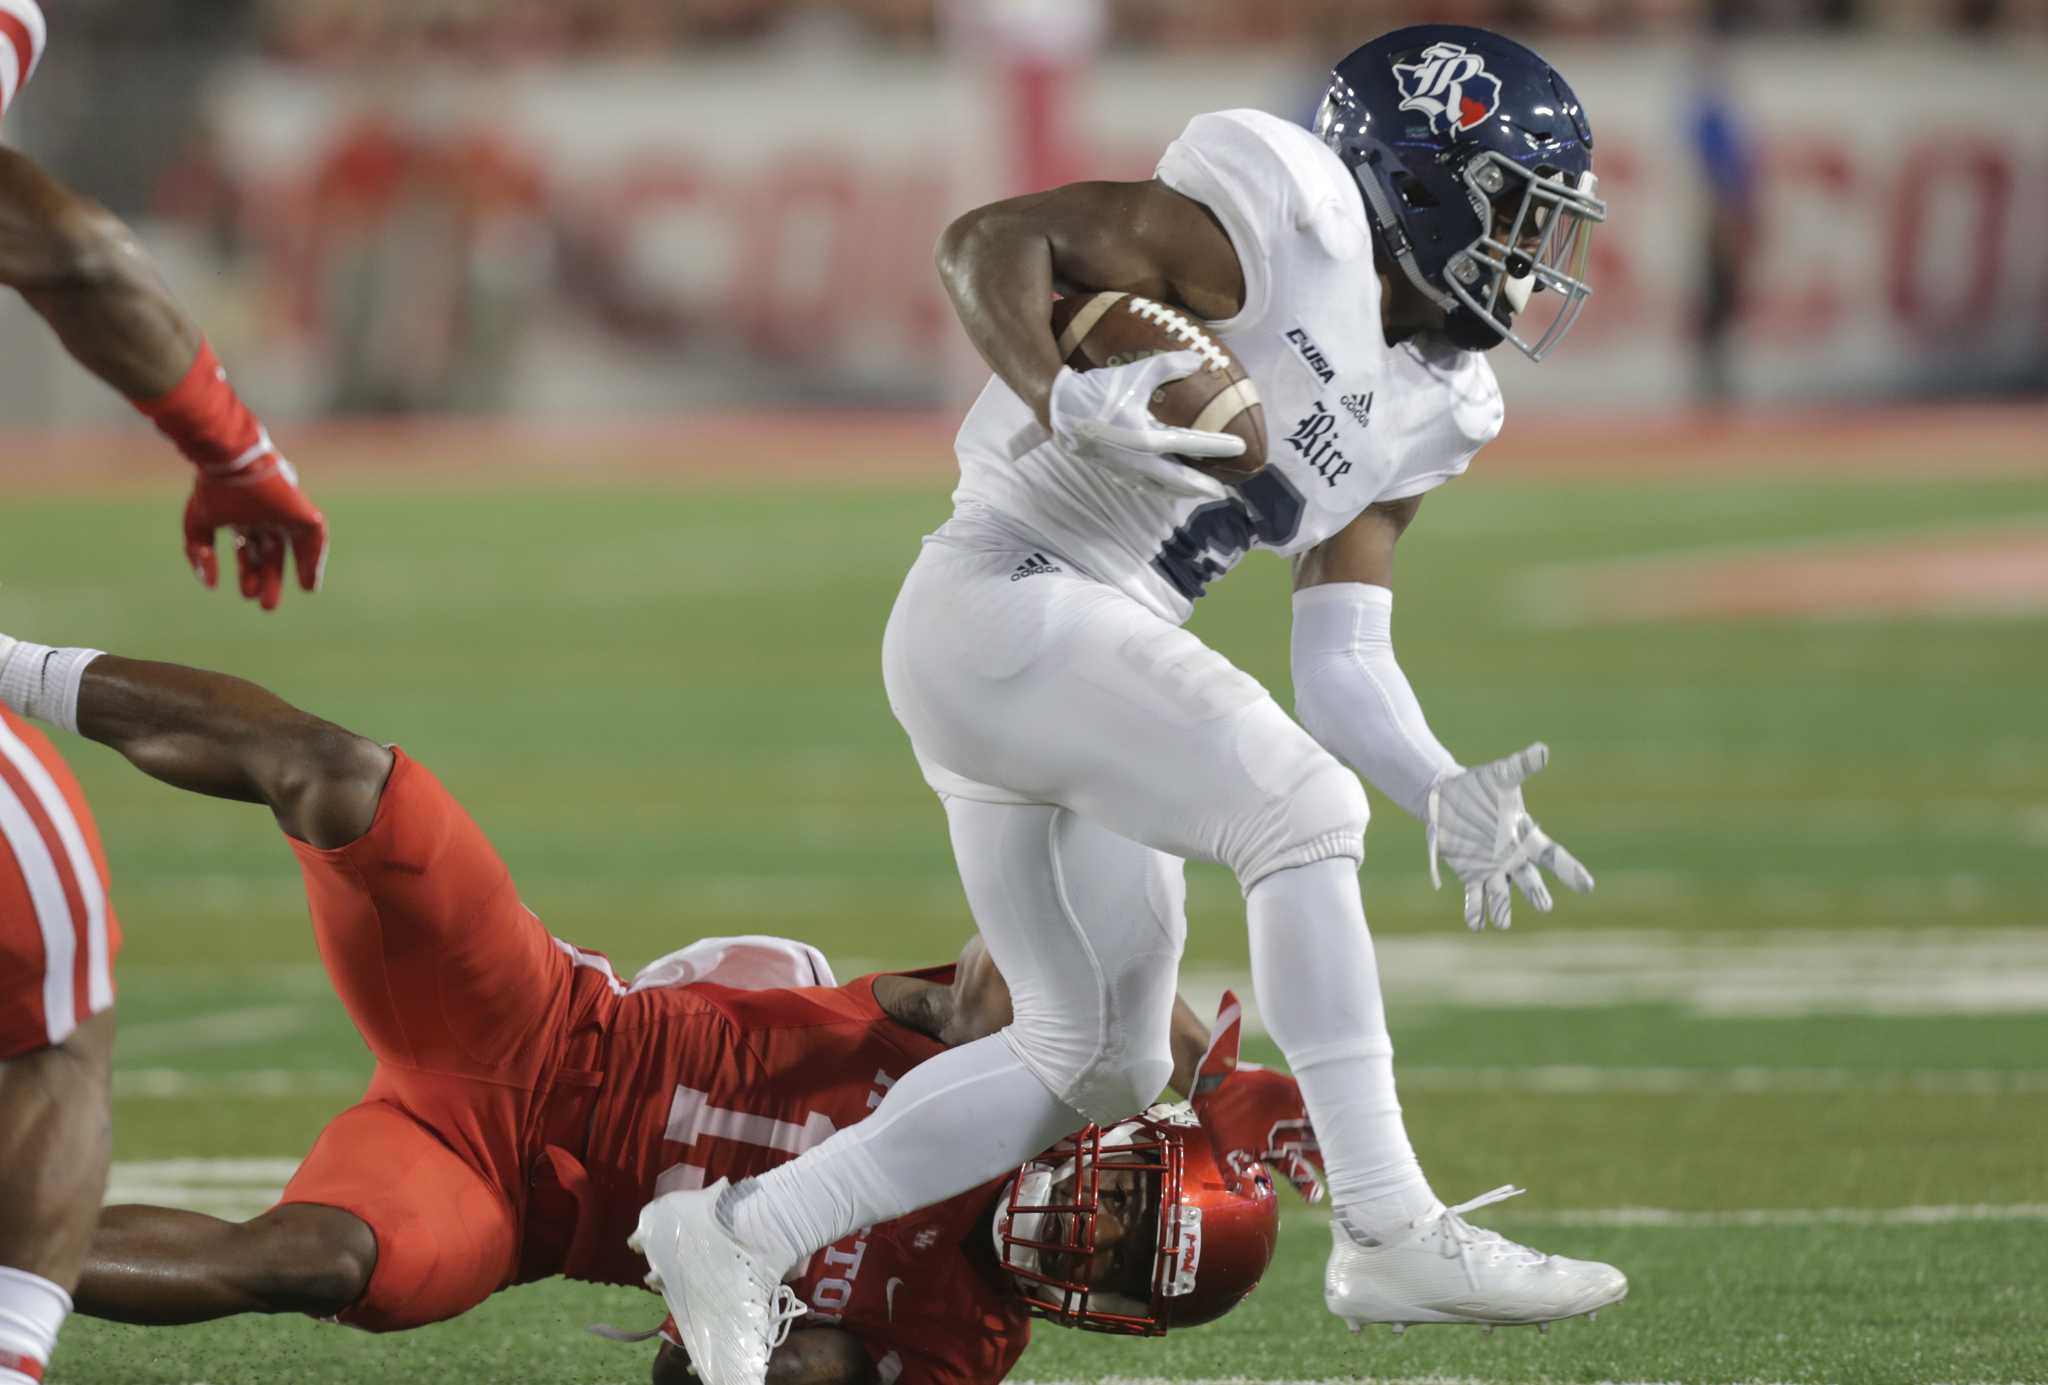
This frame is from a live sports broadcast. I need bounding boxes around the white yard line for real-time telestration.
[105,1160,2048,1236]
[1173,928,2048,1025]
[114,1068,365,1098]
[1021,1378,2033,1385]
[107,1063,2048,1105]
[1505,1205,2048,1228]
[116,1004,315,1053]
[1396,1065,2048,1094]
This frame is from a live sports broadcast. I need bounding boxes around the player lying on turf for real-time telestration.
[0,7,326,1378]
[649,25,1624,1385]
[0,636,1307,1384]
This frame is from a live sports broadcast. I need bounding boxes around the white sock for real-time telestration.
[0,1266,71,1385]
[1246,857,1438,1241]
[724,1033,1079,1272]
[0,639,101,735]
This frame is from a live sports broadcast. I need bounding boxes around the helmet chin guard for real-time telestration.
[1315,25,1608,362]
[992,1104,1279,1336]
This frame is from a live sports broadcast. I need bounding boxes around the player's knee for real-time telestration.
[267,728,393,850]
[1006,1008,1175,1125]
[1230,749,1368,889]
[242,1206,375,1315]
[1065,1051,1175,1126]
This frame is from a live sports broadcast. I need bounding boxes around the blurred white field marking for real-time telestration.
[105,1159,303,1217]
[1022,1379,2032,1385]
[107,1064,2048,1102]
[1506,1205,2048,1228]
[1170,927,2048,1023]
[116,1004,315,1053]
[1520,519,2048,625]
[106,1159,2048,1234]
[114,1068,364,1099]
[1397,1066,2048,1094]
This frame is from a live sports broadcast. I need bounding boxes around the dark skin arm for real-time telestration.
[69,655,391,849]
[1292,495,1424,593]
[934,179,1246,429]
[0,146,202,399]
[654,1327,876,1385]
[874,937,1213,1098]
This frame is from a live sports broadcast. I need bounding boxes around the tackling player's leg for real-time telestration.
[0,703,121,1385]
[0,1012,113,1385]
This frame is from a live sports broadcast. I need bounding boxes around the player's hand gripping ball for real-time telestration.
[1048,291,1266,487]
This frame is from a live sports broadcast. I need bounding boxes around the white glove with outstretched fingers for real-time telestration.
[1048,352,1242,501]
[1426,742,1595,931]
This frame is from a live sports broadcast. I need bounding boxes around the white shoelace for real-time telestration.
[766,1286,807,1349]
[1427,1185,1548,1290]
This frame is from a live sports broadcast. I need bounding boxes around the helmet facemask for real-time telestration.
[992,1121,1182,1336]
[1443,153,1605,361]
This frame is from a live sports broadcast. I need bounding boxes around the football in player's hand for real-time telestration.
[1050,292,1266,485]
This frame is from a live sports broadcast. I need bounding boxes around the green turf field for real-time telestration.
[10,450,2047,1384]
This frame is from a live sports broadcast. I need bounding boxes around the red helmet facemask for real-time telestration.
[992,1105,1280,1335]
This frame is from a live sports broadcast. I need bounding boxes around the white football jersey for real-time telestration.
[950,108,1504,625]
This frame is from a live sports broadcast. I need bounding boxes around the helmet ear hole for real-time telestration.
[1391,172,1438,211]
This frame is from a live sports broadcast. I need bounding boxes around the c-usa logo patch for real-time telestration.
[1392,41,1502,137]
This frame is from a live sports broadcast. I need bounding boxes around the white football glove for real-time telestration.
[1047,352,1242,502]
[1427,742,1596,931]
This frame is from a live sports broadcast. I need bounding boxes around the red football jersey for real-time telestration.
[0,0,47,124]
[540,969,1032,1385]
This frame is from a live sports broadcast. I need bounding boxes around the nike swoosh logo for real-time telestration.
[885,1277,904,1321]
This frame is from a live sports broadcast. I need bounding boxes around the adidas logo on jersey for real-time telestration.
[1341,391,1374,430]
[1283,327,1336,384]
[1010,553,1062,582]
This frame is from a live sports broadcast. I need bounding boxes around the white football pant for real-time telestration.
[727,528,1428,1271]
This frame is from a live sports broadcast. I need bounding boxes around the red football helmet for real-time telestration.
[992,1104,1280,1335]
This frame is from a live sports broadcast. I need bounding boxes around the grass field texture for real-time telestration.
[6,434,2046,1384]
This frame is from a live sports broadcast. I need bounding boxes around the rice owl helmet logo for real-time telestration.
[1392,41,1502,136]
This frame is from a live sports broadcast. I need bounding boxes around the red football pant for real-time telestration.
[276,750,615,1331]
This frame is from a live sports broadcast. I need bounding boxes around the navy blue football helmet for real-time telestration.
[1314,25,1606,360]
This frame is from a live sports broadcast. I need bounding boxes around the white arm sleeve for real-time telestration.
[1291,583,1459,821]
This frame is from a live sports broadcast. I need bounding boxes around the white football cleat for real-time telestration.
[629,1179,805,1385]
[1325,1185,1626,1332]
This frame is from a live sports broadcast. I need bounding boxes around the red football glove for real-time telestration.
[183,449,328,612]
[1190,990,1325,1203]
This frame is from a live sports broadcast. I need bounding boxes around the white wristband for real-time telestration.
[0,638,102,735]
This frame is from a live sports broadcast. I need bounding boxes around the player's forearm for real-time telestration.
[1290,584,1460,821]
[0,148,199,399]
[935,200,1067,429]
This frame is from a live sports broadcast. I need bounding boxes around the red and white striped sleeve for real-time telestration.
[0,0,48,125]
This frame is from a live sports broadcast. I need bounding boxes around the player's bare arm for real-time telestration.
[0,146,327,607]
[0,147,198,397]
[1293,497,1422,593]
[934,179,1245,428]
[655,1327,875,1385]
[66,656,392,849]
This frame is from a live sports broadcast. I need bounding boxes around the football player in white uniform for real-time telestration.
[636,28,1624,1384]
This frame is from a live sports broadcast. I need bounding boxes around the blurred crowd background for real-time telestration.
[4,0,2045,425]
[46,0,2048,54]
